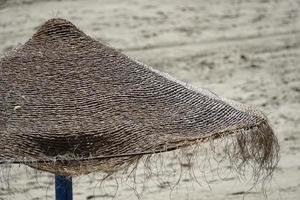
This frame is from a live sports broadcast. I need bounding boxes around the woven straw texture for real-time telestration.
[0,19,278,176]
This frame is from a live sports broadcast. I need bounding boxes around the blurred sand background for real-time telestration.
[0,0,300,199]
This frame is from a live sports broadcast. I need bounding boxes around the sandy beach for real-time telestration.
[0,0,300,199]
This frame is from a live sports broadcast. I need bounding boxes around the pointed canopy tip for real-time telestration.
[43,18,73,25]
[32,18,85,41]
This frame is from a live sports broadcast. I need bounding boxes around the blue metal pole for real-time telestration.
[55,175,73,200]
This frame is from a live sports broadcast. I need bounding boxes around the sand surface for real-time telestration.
[0,0,300,199]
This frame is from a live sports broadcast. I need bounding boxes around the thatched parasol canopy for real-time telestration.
[0,18,278,176]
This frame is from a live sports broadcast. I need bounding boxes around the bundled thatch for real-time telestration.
[0,18,279,177]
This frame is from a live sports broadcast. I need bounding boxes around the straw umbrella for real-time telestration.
[0,18,279,199]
